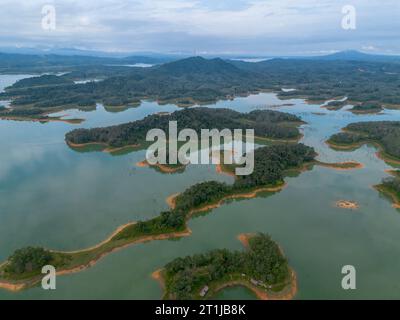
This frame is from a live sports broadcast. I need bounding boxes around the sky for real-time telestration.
[0,0,399,56]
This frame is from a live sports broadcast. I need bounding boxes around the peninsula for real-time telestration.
[327,121,400,165]
[375,176,400,208]
[152,233,296,300]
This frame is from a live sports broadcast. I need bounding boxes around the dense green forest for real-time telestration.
[2,56,400,120]
[1,246,71,280]
[161,233,290,299]
[3,247,53,275]
[65,107,303,147]
[328,121,400,159]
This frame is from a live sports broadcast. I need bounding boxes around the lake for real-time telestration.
[0,74,400,299]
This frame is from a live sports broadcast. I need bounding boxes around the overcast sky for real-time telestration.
[0,0,399,55]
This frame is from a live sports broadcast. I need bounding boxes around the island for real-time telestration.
[327,121,400,165]
[152,233,296,300]
[65,107,305,152]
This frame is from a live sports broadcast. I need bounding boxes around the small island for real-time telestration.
[152,233,296,300]
[335,200,360,210]
[327,121,400,165]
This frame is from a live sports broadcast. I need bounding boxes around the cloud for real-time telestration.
[0,0,398,54]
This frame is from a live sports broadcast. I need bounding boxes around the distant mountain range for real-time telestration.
[0,51,176,73]
[1,48,400,74]
[1,47,400,70]
[2,53,400,117]
[0,46,183,59]
[312,50,400,63]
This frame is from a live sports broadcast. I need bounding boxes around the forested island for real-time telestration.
[2,56,400,121]
[327,121,400,163]
[0,143,316,291]
[153,233,296,300]
[65,107,304,151]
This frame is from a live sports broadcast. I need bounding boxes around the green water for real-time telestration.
[1,74,400,299]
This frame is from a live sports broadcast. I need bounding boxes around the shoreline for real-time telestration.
[166,185,287,215]
[0,228,193,292]
[374,184,400,209]
[0,115,84,124]
[66,140,140,153]
[254,133,304,144]
[326,137,400,166]
[235,233,298,300]
[315,160,364,171]
[136,160,186,174]
[213,269,297,300]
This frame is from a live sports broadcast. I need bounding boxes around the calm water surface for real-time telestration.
[0,75,400,299]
